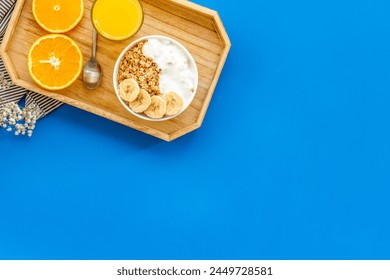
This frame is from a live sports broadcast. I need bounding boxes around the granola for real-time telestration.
[117,40,161,95]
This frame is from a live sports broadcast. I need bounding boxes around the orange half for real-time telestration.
[32,0,84,33]
[28,34,83,91]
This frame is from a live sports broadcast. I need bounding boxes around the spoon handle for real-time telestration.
[92,28,97,62]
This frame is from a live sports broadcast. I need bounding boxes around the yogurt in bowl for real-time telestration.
[113,35,198,121]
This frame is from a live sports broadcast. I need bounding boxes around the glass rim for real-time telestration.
[90,0,144,41]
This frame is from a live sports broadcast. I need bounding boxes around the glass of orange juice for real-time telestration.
[91,0,144,41]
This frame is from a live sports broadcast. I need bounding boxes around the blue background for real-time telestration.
[1,0,390,259]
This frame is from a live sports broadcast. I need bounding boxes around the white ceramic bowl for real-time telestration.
[113,35,198,121]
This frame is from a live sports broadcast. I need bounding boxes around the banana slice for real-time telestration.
[144,96,167,119]
[163,92,184,116]
[129,89,152,113]
[119,79,140,102]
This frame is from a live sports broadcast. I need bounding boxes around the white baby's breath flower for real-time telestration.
[0,73,13,90]
[0,101,41,137]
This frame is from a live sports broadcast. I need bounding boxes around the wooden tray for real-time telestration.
[0,0,230,141]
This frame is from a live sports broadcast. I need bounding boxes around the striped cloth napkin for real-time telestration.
[0,0,62,136]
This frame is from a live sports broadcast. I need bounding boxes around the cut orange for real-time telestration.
[32,0,84,33]
[28,34,83,91]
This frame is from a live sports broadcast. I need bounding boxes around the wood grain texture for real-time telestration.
[0,0,230,141]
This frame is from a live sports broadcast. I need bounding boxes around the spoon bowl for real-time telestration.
[83,28,102,90]
[83,60,102,90]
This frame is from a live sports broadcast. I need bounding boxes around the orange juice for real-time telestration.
[92,0,143,41]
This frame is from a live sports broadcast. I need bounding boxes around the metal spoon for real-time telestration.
[83,28,102,90]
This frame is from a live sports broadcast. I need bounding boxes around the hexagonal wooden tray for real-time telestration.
[0,0,230,141]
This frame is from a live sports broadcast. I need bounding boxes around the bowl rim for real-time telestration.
[113,35,199,122]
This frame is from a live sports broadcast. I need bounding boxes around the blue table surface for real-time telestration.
[1,0,390,260]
